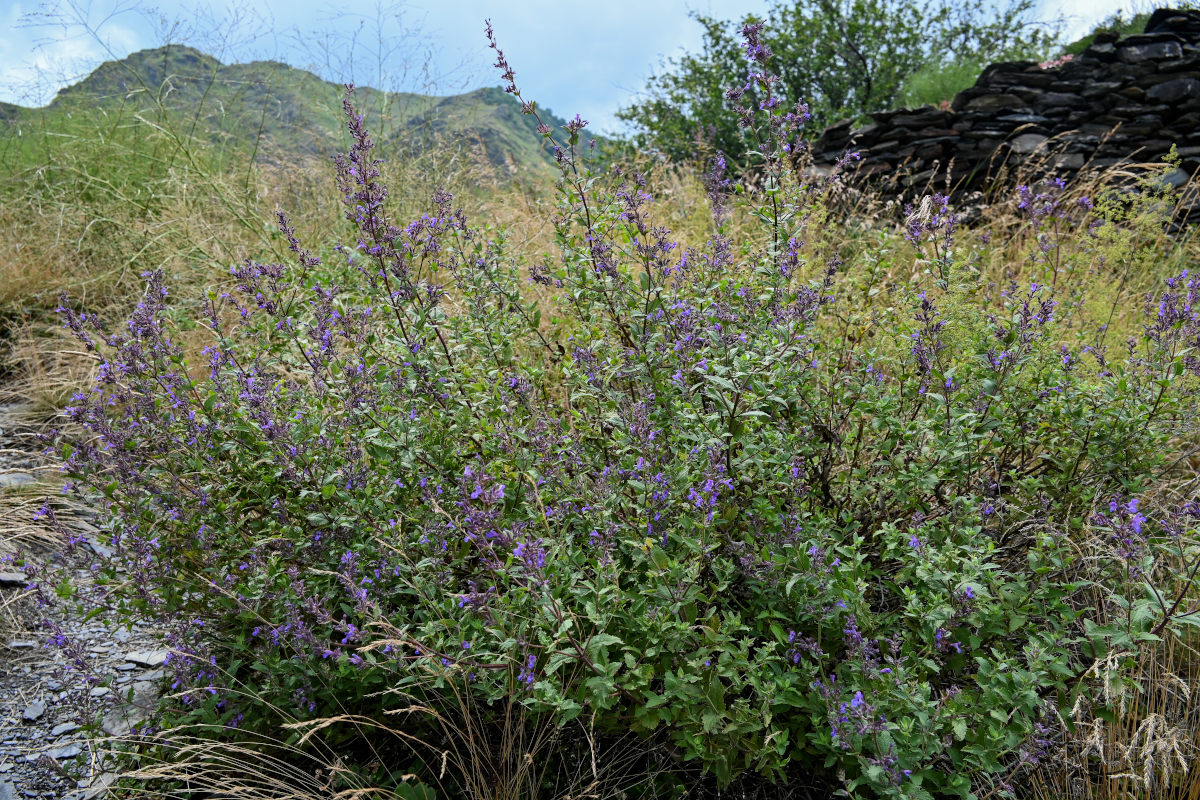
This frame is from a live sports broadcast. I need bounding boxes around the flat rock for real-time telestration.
[1147,77,1200,103]
[0,473,35,489]
[21,700,45,723]
[101,705,148,738]
[123,650,167,668]
[1009,133,1048,154]
[50,723,79,737]
[0,573,27,589]
[36,743,82,760]
[1084,42,1117,60]
[965,93,1032,113]
[82,538,113,559]
[1121,40,1183,62]
[0,781,13,800]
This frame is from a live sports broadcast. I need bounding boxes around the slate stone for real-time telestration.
[868,109,905,124]
[1147,77,1200,103]
[976,61,1039,84]
[123,650,168,667]
[1034,92,1087,110]
[67,772,117,800]
[1159,167,1191,189]
[22,700,45,723]
[1121,40,1184,63]
[39,743,81,760]
[1081,80,1124,99]
[1009,133,1048,154]
[50,723,79,737]
[1146,9,1200,34]
[810,14,1200,197]
[82,537,113,559]
[892,109,950,128]
[1084,42,1118,60]
[101,705,146,738]
[901,139,953,160]
[994,72,1054,89]
[962,129,1014,140]
[965,93,1033,113]
[997,113,1050,125]
[0,473,35,489]
[0,573,27,588]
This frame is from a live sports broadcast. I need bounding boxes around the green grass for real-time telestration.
[1062,10,1151,56]
[895,58,989,108]
[0,43,600,324]
[0,45,597,177]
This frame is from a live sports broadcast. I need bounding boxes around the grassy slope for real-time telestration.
[0,43,603,334]
[0,44,594,174]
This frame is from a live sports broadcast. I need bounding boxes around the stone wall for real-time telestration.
[812,8,1200,202]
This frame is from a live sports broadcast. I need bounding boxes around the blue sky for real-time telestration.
[0,0,1141,134]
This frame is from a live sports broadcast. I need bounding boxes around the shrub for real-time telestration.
[48,21,1200,800]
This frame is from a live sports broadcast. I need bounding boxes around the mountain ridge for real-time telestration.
[2,43,594,174]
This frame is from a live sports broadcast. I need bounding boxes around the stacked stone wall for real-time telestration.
[813,8,1200,205]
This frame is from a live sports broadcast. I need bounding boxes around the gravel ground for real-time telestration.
[0,401,167,799]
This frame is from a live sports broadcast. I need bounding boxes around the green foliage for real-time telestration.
[895,57,987,108]
[619,0,1058,168]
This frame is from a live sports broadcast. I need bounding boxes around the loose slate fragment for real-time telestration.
[21,700,46,723]
[0,573,26,588]
[123,650,167,667]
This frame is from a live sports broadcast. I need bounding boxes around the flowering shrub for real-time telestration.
[1037,53,1075,70]
[48,22,1200,800]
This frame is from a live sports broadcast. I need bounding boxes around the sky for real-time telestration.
[0,0,1144,135]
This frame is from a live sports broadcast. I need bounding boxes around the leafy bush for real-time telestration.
[48,22,1200,800]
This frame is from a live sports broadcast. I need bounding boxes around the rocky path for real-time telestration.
[0,402,166,799]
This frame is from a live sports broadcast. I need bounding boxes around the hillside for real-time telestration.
[0,44,595,174]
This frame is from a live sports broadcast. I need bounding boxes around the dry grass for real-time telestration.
[90,670,671,800]
[1020,634,1200,800]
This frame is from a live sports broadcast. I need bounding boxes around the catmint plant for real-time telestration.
[45,20,1200,800]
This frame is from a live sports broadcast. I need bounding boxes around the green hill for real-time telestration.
[0,44,594,175]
